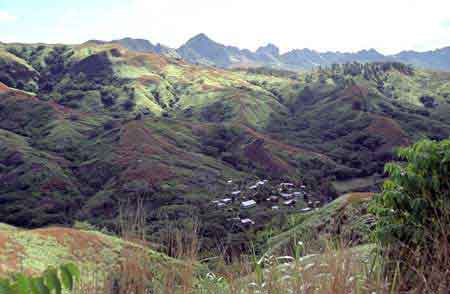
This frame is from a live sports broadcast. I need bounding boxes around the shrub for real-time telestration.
[370,139,450,291]
[0,263,80,294]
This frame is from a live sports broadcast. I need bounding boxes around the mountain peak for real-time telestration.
[112,38,156,53]
[357,48,382,55]
[188,33,214,44]
[256,43,280,56]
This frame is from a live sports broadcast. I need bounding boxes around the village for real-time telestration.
[210,178,322,229]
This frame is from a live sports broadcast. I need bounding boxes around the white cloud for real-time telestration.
[0,11,16,22]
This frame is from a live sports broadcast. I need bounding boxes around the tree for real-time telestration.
[370,139,450,291]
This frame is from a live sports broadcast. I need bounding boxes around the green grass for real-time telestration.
[0,224,174,280]
[265,193,375,254]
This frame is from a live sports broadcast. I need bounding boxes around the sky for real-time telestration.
[1,0,450,54]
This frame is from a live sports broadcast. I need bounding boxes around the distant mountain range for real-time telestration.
[88,34,450,71]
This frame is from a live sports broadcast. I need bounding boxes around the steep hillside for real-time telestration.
[238,63,450,193]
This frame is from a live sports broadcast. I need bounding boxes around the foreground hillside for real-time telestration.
[1,139,447,293]
[0,223,171,276]
[264,192,375,254]
[0,42,449,254]
[0,193,376,292]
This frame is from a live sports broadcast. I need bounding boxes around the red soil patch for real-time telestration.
[40,177,69,193]
[116,121,193,166]
[31,227,110,255]
[2,89,90,121]
[0,82,9,93]
[239,124,333,162]
[244,139,292,174]
[367,114,410,152]
[121,163,173,187]
[124,52,169,72]
[119,122,174,154]
[200,84,221,91]
[138,75,161,84]
[337,85,370,110]
[341,85,369,99]
[0,231,26,275]
[0,231,8,252]
[203,68,231,78]
[0,227,154,276]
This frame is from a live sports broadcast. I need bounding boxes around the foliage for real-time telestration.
[370,139,450,290]
[0,263,79,294]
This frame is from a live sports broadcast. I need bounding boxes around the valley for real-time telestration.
[0,38,449,292]
[1,42,450,244]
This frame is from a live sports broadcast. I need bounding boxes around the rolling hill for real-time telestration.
[0,41,449,253]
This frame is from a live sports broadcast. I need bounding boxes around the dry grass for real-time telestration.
[70,195,447,293]
[381,218,450,293]
[71,236,448,294]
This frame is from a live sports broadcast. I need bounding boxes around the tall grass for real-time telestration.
[74,232,391,293]
[71,195,447,293]
[378,219,450,293]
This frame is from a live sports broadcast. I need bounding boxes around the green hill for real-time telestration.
[0,223,171,276]
[0,43,449,255]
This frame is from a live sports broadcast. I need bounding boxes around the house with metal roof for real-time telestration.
[283,199,296,206]
[241,199,256,209]
[280,193,294,199]
[241,218,255,225]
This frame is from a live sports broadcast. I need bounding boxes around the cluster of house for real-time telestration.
[271,182,311,210]
[211,180,320,226]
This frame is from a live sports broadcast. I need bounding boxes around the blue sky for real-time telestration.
[1,0,450,54]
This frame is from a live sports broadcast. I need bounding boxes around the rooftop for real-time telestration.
[241,218,255,225]
[241,200,256,207]
[283,199,296,205]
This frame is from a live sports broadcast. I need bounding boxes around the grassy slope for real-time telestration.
[0,224,171,277]
[265,192,375,254]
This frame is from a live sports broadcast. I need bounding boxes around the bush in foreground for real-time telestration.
[370,139,450,292]
[0,263,79,294]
